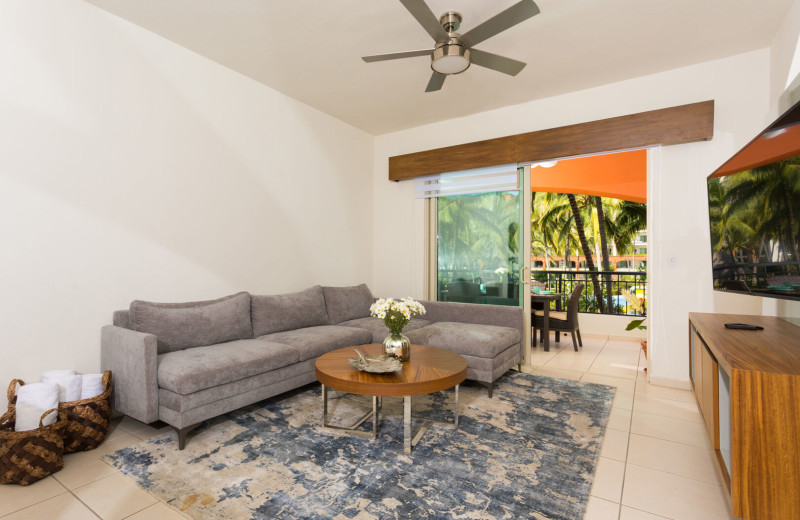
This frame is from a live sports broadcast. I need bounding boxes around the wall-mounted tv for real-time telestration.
[707,100,800,300]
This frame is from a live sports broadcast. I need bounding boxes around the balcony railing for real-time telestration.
[437,268,647,316]
[534,269,646,315]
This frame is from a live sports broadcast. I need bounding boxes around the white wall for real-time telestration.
[0,0,374,388]
[372,50,771,386]
[770,0,800,111]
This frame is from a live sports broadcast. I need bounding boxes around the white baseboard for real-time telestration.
[579,332,640,343]
[580,332,608,339]
[606,334,641,342]
[646,376,692,390]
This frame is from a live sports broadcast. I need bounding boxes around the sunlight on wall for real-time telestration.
[785,30,800,89]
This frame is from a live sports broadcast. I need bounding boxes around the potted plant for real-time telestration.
[622,289,647,360]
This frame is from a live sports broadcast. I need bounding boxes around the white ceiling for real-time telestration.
[85,0,794,135]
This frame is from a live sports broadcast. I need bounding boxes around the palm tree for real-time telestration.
[594,196,614,312]
[568,194,604,312]
[708,177,755,261]
[611,200,647,255]
[723,157,800,263]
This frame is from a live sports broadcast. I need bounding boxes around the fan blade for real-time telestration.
[399,0,448,42]
[470,49,526,76]
[460,0,540,48]
[362,49,431,63]
[425,72,446,92]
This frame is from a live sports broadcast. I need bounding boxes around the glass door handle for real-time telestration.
[520,266,529,285]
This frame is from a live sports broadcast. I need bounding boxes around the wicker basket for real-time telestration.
[59,371,113,453]
[1,380,67,485]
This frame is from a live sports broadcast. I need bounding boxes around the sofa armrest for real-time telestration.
[100,325,159,424]
[419,300,525,352]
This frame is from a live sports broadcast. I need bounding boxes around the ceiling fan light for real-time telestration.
[431,45,470,75]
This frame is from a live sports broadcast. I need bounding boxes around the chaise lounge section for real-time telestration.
[101,284,522,448]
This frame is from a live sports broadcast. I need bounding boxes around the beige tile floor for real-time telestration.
[523,333,734,520]
[0,418,182,520]
[1,335,733,520]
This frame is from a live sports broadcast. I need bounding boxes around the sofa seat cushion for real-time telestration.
[158,358,316,414]
[339,317,432,343]
[157,338,298,395]
[405,322,520,358]
[130,292,253,354]
[251,286,329,337]
[262,325,372,361]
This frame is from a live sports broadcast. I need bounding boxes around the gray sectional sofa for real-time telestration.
[101,284,523,449]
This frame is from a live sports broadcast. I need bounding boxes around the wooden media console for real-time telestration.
[688,313,800,519]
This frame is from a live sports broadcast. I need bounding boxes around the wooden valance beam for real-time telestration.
[388,100,714,181]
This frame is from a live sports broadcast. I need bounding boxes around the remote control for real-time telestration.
[724,323,763,330]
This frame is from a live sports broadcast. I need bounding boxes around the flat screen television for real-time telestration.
[707,99,800,300]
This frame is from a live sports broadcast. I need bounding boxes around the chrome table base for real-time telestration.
[320,384,460,454]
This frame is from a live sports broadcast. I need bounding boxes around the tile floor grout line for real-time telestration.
[0,485,102,520]
[623,460,726,488]
[66,486,104,520]
[118,501,160,520]
[623,504,674,519]
[613,340,635,520]
[0,491,71,520]
[73,471,161,520]
[626,430,712,450]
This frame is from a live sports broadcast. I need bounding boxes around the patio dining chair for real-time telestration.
[533,283,584,351]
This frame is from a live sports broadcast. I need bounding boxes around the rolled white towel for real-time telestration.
[80,374,104,400]
[41,369,76,379]
[15,382,59,432]
[58,375,82,402]
[42,370,82,402]
[15,403,58,431]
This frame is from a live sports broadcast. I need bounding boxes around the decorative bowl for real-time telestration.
[348,349,402,373]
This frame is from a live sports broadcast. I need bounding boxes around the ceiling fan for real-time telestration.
[362,0,540,92]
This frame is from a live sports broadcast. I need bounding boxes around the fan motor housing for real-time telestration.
[431,42,470,75]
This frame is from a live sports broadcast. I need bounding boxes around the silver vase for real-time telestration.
[383,333,410,361]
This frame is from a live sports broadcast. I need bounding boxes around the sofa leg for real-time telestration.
[577,329,583,347]
[571,331,579,352]
[175,423,201,450]
[476,381,494,398]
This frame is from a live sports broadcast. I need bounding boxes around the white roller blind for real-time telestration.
[414,164,519,199]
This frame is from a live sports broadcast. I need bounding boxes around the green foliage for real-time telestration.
[438,192,520,276]
[626,319,647,331]
[533,272,549,282]
[710,156,800,266]
[382,308,410,336]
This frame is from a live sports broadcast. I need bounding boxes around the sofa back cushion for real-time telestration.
[129,292,253,354]
[251,285,329,337]
[323,284,375,324]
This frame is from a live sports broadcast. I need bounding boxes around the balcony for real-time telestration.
[438,268,647,318]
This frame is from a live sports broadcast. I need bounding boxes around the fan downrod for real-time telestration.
[439,11,462,33]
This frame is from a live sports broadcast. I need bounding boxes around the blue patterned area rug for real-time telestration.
[104,372,615,520]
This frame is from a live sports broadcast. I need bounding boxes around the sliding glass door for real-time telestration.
[422,165,531,362]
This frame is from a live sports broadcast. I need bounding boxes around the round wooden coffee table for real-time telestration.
[315,343,467,454]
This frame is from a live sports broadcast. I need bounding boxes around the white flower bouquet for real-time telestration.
[369,297,426,337]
